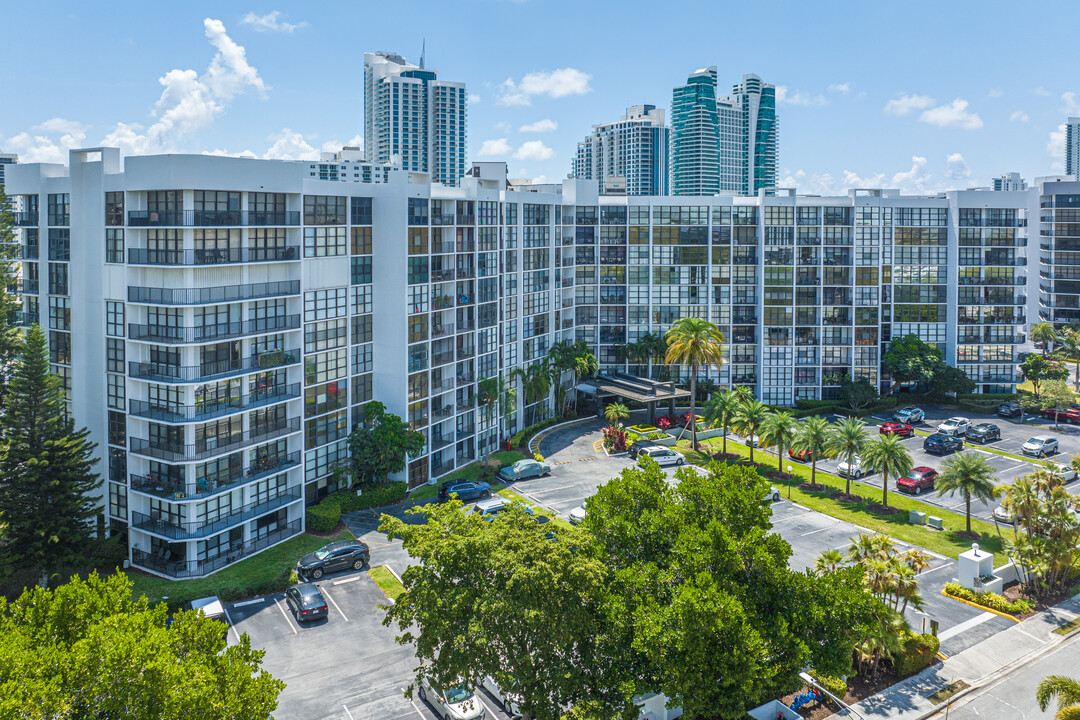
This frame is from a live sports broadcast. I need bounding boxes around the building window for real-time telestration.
[48,229,70,260]
[48,263,68,295]
[351,256,373,284]
[351,227,372,255]
[106,229,124,263]
[303,227,347,257]
[304,288,347,322]
[47,193,70,226]
[408,198,429,226]
[352,314,373,345]
[107,373,125,410]
[49,331,71,365]
[351,197,372,225]
[109,447,126,482]
[352,285,373,314]
[108,410,126,446]
[304,319,347,353]
[108,482,127,519]
[305,410,347,449]
[304,195,347,225]
[304,349,348,386]
[407,257,427,284]
[352,374,373,405]
[105,192,124,226]
[48,297,71,330]
[106,301,125,337]
[106,338,125,373]
[352,343,373,374]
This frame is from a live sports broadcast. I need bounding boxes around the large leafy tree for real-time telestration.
[0,571,284,719]
[347,400,425,485]
[827,417,870,496]
[733,399,770,465]
[1031,321,1059,357]
[0,186,24,401]
[0,326,100,587]
[861,434,914,509]
[931,365,976,396]
[760,410,797,474]
[936,453,999,535]
[664,317,725,450]
[839,377,879,410]
[702,390,739,456]
[1022,354,1069,399]
[882,334,945,394]
[1040,379,1076,428]
[1000,468,1080,601]
[1057,327,1080,392]
[791,416,830,489]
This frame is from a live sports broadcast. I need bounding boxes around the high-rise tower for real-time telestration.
[670,67,721,196]
[572,105,669,195]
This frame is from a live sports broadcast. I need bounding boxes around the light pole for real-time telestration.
[787,465,794,499]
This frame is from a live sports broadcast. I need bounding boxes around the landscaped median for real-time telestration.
[369,565,406,602]
[408,450,526,501]
[943,582,1032,620]
[674,437,1007,559]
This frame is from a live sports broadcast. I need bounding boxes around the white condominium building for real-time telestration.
[364,51,467,187]
[572,105,669,196]
[992,172,1027,192]
[6,149,1035,579]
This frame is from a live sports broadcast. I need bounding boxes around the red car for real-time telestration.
[897,467,938,495]
[788,448,815,462]
[1041,408,1080,424]
[879,422,914,438]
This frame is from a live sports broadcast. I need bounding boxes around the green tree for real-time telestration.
[0,326,100,587]
[546,341,597,415]
[1031,321,1059,357]
[0,571,284,719]
[1037,675,1080,720]
[0,186,22,400]
[511,361,552,408]
[664,317,725,450]
[839,377,879,410]
[931,365,976,396]
[702,390,740,457]
[814,548,845,576]
[828,417,870,496]
[477,376,516,439]
[347,401,425,485]
[760,410,798,474]
[1022,354,1069,399]
[603,402,630,427]
[1001,467,1080,601]
[861,433,914,509]
[1057,328,1080,392]
[936,453,1000,534]
[791,416,831,489]
[733,399,770,466]
[882,334,946,394]
[1041,379,1076,429]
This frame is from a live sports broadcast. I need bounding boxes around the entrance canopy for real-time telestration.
[577,372,691,404]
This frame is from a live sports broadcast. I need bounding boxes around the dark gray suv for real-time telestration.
[296,540,370,580]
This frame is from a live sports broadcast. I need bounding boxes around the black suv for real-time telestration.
[966,422,1001,444]
[997,402,1023,419]
[924,433,963,455]
[296,540,370,580]
[628,440,655,459]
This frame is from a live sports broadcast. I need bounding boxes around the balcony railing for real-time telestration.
[129,418,301,462]
[15,311,39,327]
[131,490,302,540]
[128,315,300,344]
[127,210,300,227]
[128,348,299,384]
[127,246,300,265]
[130,520,302,579]
[13,212,38,226]
[17,279,38,294]
[18,244,38,259]
[127,280,300,305]
[128,383,301,423]
[129,451,301,501]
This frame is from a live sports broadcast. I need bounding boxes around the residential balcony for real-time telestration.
[127,315,300,344]
[128,383,301,423]
[128,348,300,384]
[431,459,456,477]
[431,323,455,338]
[18,244,38,259]
[127,246,300,265]
[431,351,454,367]
[130,520,302,579]
[430,434,453,451]
[128,451,301,501]
[126,210,300,227]
[17,279,38,294]
[430,268,455,282]
[13,212,38,226]
[432,213,456,226]
[127,280,299,306]
[130,490,302,540]
[15,311,39,327]
[129,418,301,462]
[456,372,475,387]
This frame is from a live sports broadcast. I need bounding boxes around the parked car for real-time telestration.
[628,440,655,459]
[439,479,492,503]
[993,504,1020,524]
[966,422,1001,444]
[285,583,328,623]
[893,406,925,424]
[474,497,533,521]
[764,486,781,502]
[1040,407,1080,424]
[568,505,587,525]
[497,458,551,481]
[897,467,939,495]
[937,417,971,436]
[186,596,228,625]
[788,448,815,461]
[879,421,914,438]
[924,433,963,454]
[1046,462,1079,483]
[997,402,1023,419]
[296,540,370,581]
[837,455,866,479]
[1022,435,1059,457]
[481,676,521,717]
[638,446,686,467]
[417,678,486,720]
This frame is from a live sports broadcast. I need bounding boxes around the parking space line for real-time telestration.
[222,605,241,644]
[334,577,359,586]
[936,611,995,642]
[800,526,833,537]
[344,705,356,720]
[524,485,575,495]
[408,697,427,720]
[233,597,265,608]
[274,598,298,634]
[476,694,498,719]
[320,586,349,622]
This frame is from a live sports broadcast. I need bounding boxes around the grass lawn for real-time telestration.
[126,527,355,609]
[408,451,527,501]
[677,438,1007,559]
[369,565,406,602]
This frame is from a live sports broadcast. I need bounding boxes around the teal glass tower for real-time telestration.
[670,67,720,196]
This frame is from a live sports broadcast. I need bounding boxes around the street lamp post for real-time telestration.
[787,465,794,499]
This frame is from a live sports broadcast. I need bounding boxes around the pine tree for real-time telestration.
[0,186,24,399]
[0,326,101,587]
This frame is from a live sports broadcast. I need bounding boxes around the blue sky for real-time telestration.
[3,0,1078,194]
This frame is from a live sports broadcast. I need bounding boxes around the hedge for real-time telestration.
[305,501,341,533]
[306,481,409,532]
[811,673,848,699]
[893,633,940,675]
[944,582,1034,615]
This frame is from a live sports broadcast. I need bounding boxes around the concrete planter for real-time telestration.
[651,434,679,447]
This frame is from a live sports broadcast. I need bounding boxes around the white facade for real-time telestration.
[992,172,1027,192]
[364,51,467,187]
[0,152,17,194]
[572,105,669,196]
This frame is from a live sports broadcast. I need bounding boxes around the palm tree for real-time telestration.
[664,317,725,450]
[760,411,798,474]
[1037,675,1080,719]
[791,416,831,489]
[861,434,914,509]
[936,453,1000,534]
[702,390,739,457]
[1032,321,1059,357]
[827,417,870,496]
[814,548,845,576]
[603,402,630,427]
[1059,328,1080,392]
[511,362,551,408]
[734,399,770,465]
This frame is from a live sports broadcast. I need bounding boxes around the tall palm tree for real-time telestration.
[603,402,630,427]
[1059,328,1080,392]
[814,548,845,576]
[1037,675,1080,719]
[664,317,725,450]
[511,361,551,408]
[936,453,1000,534]
[760,410,798,474]
[791,416,831,489]
[702,390,739,456]
[734,399,770,465]
[861,434,914,509]
[827,417,870,496]
[1032,321,1059,357]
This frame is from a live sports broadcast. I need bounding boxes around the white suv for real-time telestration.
[937,417,971,436]
[1022,436,1059,458]
[836,456,865,479]
[638,446,686,467]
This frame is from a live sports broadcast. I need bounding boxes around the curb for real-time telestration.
[939,589,1022,623]
[528,416,597,455]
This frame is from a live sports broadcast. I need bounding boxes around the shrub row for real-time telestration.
[944,582,1034,615]
[305,501,341,533]
[810,673,848,699]
[510,414,585,450]
[305,481,410,533]
[892,633,940,675]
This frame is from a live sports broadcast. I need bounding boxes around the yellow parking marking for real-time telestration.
[555,460,573,465]
[592,439,605,452]
[579,457,594,462]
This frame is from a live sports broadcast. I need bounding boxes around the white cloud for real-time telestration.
[1010,110,1030,123]
[782,155,957,196]
[512,140,554,161]
[497,68,591,106]
[945,152,971,182]
[494,121,511,132]
[468,93,481,104]
[891,156,934,193]
[883,94,934,116]
[827,82,851,95]
[263,129,318,160]
[519,118,557,133]
[240,11,307,33]
[776,85,827,106]
[1061,91,1080,115]
[477,138,512,157]
[987,88,1003,99]
[203,148,257,158]
[2,118,89,163]
[1048,122,1068,168]
[319,134,364,154]
[1033,86,1051,96]
[919,99,982,130]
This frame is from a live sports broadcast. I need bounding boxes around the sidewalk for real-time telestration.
[828,594,1080,719]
